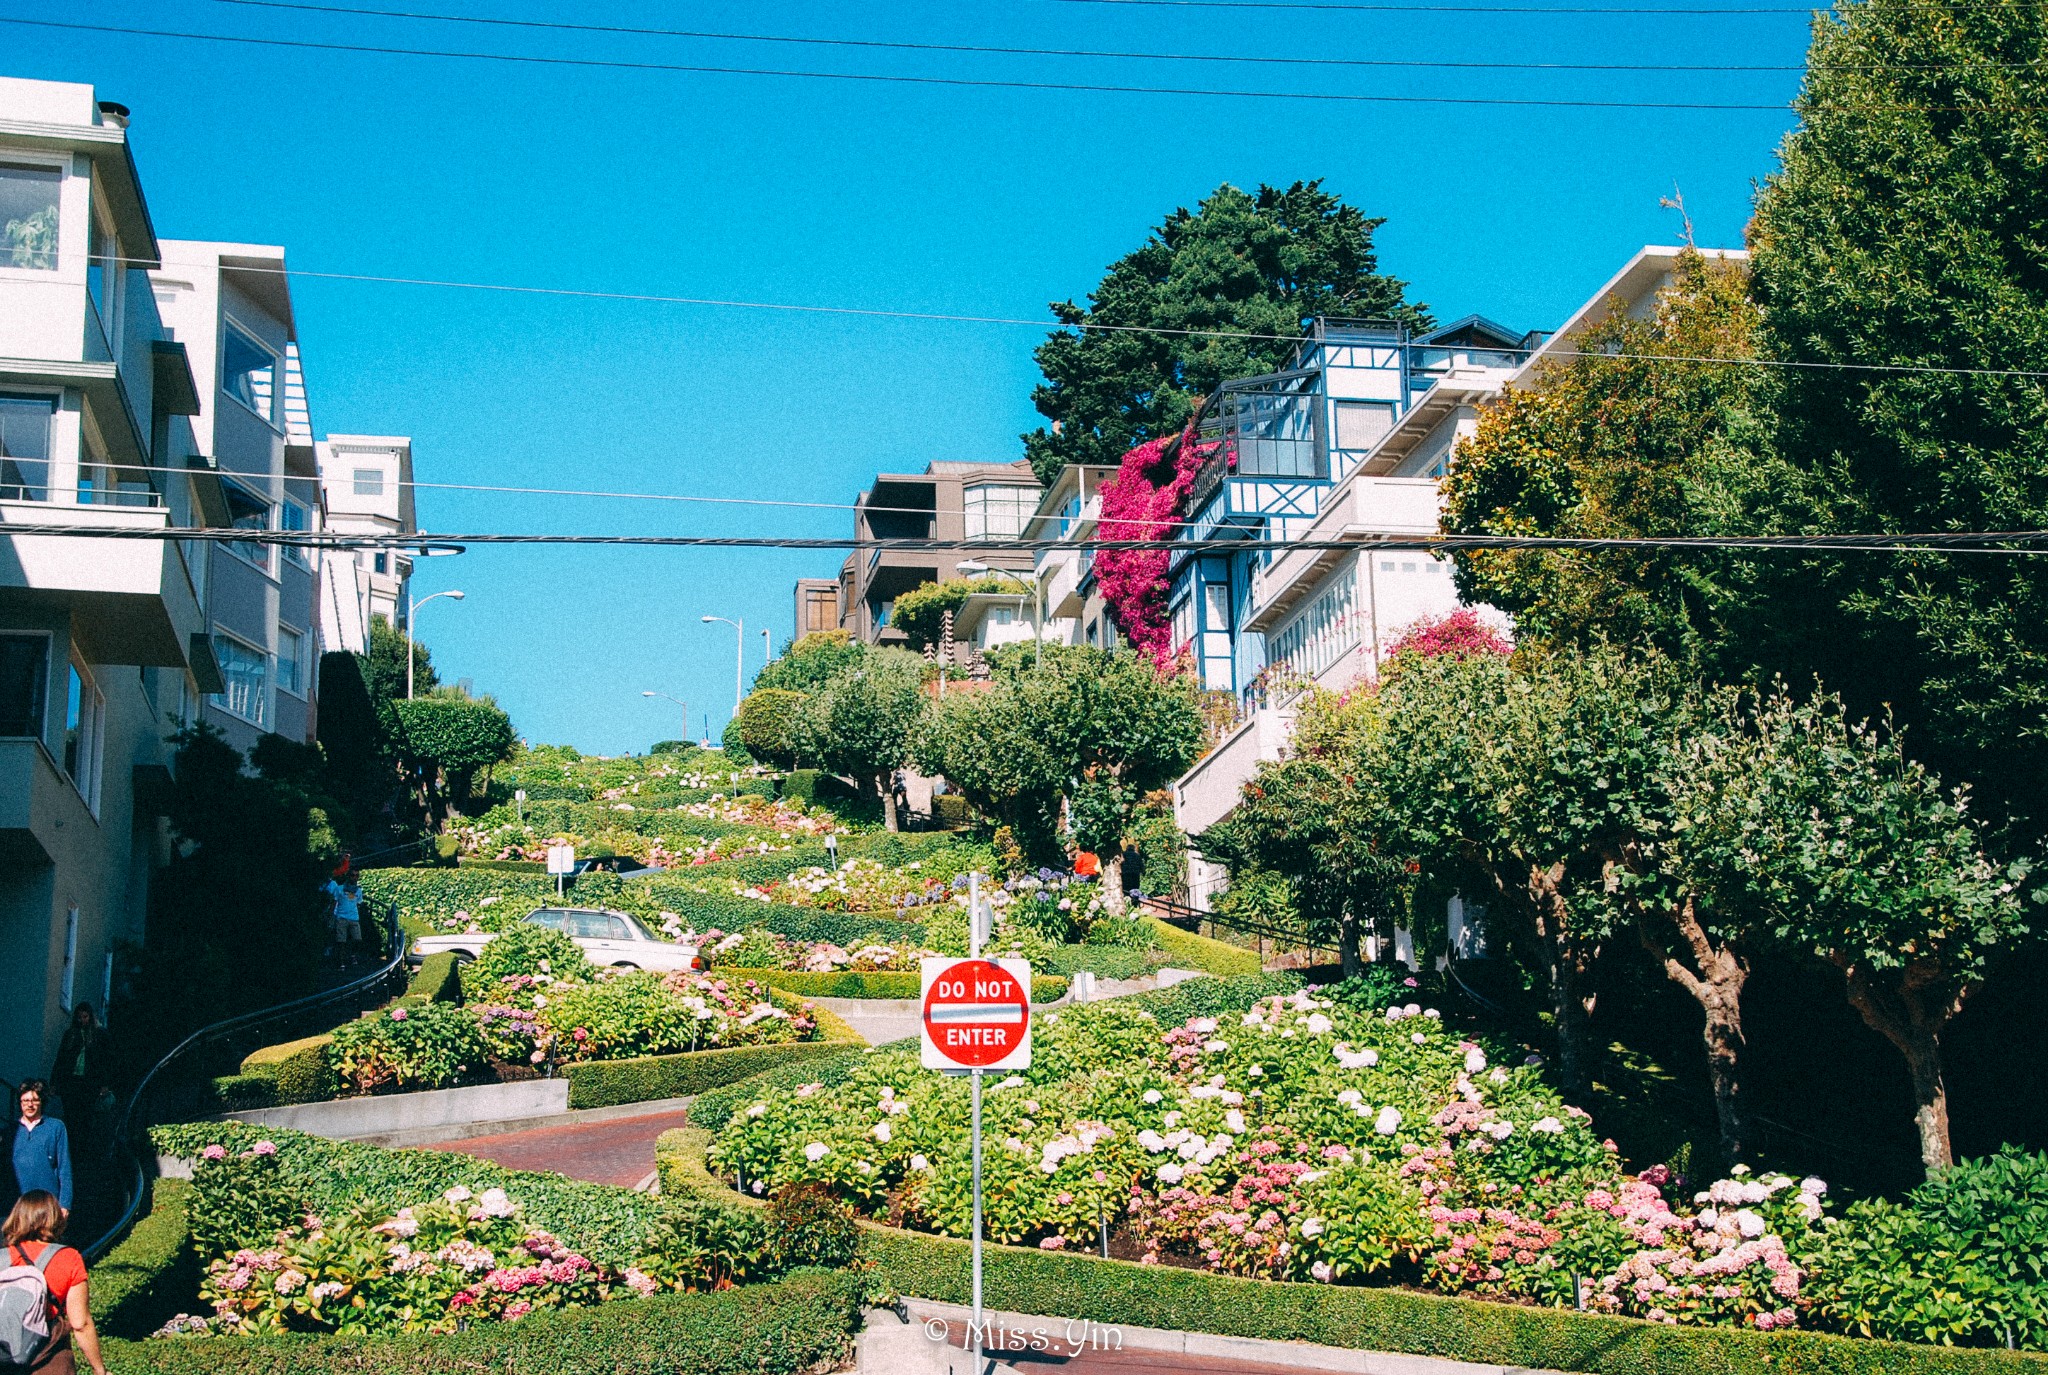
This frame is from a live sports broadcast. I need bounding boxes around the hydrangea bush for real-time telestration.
[712,987,1836,1332]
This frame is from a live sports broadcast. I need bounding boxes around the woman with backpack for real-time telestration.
[0,1190,106,1374]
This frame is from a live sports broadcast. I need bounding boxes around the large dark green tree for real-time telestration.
[1024,181,1429,482]
[1743,0,2048,829]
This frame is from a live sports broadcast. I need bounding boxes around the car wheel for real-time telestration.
[611,962,639,970]
[452,950,476,965]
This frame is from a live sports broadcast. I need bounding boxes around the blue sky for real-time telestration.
[7,0,1810,752]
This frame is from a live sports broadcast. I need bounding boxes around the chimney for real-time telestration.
[97,101,131,130]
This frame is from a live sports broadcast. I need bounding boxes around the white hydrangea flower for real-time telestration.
[910,1154,931,1171]
[1300,1217,1325,1238]
[1532,1117,1563,1134]
[803,1142,830,1163]
[746,1102,768,1119]
[1225,1109,1246,1134]
[1142,1089,1163,1105]
[1374,1106,1402,1135]
[1464,1048,1488,1074]
[1157,1163,1184,1184]
[872,1122,893,1143]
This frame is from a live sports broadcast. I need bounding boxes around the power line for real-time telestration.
[18,523,2048,556]
[1045,0,1992,14]
[202,0,1815,73]
[0,15,1801,110]
[49,253,2048,381]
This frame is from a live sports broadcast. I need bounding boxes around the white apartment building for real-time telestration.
[0,77,224,1082]
[151,241,322,753]
[1023,462,1121,651]
[315,434,416,654]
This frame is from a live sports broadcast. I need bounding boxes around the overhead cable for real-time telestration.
[16,524,2048,557]
[202,0,1816,72]
[37,255,2048,381]
[0,15,1806,110]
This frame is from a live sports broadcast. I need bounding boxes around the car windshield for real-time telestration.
[524,909,567,930]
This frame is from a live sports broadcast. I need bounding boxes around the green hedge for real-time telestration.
[856,1228,2046,1375]
[685,1048,872,1134]
[357,868,555,929]
[722,968,1068,1002]
[396,951,463,1005]
[657,1124,2047,1375]
[564,1040,859,1110]
[1143,914,1264,976]
[1036,946,1163,980]
[153,1121,668,1267]
[455,857,547,873]
[97,1269,868,1374]
[779,769,823,806]
[233,1033,336,1105]
[92,1180,196,1340]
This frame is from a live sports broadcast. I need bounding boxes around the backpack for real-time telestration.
[0,1244,58,1366]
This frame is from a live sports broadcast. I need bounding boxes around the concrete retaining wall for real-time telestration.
[227,1078,569,1140]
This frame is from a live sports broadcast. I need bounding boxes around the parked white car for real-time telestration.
[413,907,702,972]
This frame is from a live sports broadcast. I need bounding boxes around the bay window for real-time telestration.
[963,484,1035,540]
[63,657,104,812]
[212,633,269,727]
[222,322,279,423]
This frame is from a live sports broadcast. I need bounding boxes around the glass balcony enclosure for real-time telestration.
[0,161,61,271]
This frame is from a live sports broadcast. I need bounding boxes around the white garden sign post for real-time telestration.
[921,872,1031,1373]
[545,843,575,897]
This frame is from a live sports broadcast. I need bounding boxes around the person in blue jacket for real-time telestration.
[10,1080,72,1216]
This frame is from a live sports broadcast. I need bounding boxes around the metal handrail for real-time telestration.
[81,904,409,1261]
[1141,893,1341,955]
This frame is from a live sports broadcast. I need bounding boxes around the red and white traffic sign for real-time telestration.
[920,957,1032,1072]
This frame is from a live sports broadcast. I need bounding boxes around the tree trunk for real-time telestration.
[876,773,900,832]
[1523,862,1599,1095]
[1634,898,1751,1164]
[1833,954,1967,1176]
[1339,907,1362,979]
[1100,851,1127,913]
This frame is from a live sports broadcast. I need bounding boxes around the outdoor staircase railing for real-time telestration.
[81,902,409,1261]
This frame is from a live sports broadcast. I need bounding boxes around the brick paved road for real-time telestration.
[428,1108,694,1187]
[922,1321,1315,1373]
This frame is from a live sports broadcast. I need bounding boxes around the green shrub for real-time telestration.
[1144,914,1263,976]
[564,1040,859,1110]
[1808,1146,2048,1349]
[723,968,1068,1002]
[327,1003,491,1094]
[454,857,547,873]
[932,794,973,828]
[92,1180,197,1341]
[1036,946,1162,981]
[464,921,595,990]
[236,1034,337,1105]
[685,1048,872,1134]
[780,769,822,806]
[855,1225,2042,1375]
[358,868,554,930]
[206,1074,278,1111]
[401,951,463,1005]
[100,1269,868,1375]
[154,1121,669,1267]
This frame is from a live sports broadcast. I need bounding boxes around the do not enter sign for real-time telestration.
[920,957,1032,1071]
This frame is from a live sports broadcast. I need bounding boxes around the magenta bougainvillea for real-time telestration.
[1094,423,1226,668]
[1384,608,1512,663]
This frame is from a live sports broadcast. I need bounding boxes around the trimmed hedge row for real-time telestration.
[1035,946,1163,981]
[97,1269,868,1374]
[357,868,555,928]
[563,1039,860,1111]
[723,968,1069,1003]
[92,1179,197,1340]
[654,1126,2046,1375]
[1143,915,1264,977]
[399,951,464,1005]
[684,1048,872,1134]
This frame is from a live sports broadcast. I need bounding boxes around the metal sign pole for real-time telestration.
[968,871,983,1373]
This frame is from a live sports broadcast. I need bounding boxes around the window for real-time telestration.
[0,633,48,737]
[353,467,385,496]
[0,393,55,501]
[221,323,279,423]
[225,482,273,570]
[0,162,61,271]
[211,633,269,727]
[963,484,1035,540]
[63,657,104,811]
[373,552,390,576]
[1204,581,1231,634]
[1335,401,1396,452]
[280,499,312,566]
[87,207,119,350]
[277,625,305,696]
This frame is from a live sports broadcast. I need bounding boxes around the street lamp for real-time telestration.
[406,589,465,698]
[641,691,687,746]
[702,615,744,716]
[958,561,1042,670]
